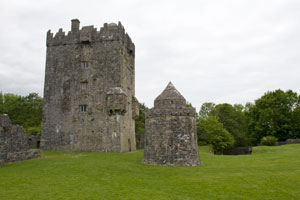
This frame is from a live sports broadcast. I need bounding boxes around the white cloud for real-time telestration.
[0,0,300,110]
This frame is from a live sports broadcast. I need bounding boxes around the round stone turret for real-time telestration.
[154,82,186,109]
[143,82,201,166]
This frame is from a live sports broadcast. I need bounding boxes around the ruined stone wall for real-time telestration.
[277,139,300,146]
[222,147,252,155]
[42,20,138,152]
[0,115,40,165]
[144,108,200,166]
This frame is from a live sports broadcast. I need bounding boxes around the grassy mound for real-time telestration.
[1,145,300,200]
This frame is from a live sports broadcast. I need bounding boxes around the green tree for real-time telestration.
[233,104,244,112]
[198,102,216,121]
[135,103,147,135]
[210,103,249,147]
[198,116,234,153]
[0,93,43,135]
[247,89,299,144]
[196,102,216,144]
[291,105,300,138]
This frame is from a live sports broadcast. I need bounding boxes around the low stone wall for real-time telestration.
[277,139,300,146]
[0,114,40,165]
[136,134,144,149]
[285,139,300,144]
[6,149,40,163]
[221,147,252,155]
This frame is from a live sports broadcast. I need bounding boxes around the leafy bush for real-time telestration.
[211,131,234,154]
[210,103,249,147]
[261,136,278,146]
[197,116,234,154]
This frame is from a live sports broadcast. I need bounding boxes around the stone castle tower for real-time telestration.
[41,19,139,152]
[143,82,200,166]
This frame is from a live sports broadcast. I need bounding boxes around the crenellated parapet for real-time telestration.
[46,19,135,55]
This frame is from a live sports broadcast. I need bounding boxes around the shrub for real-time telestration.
[198,116,235,154]
[261,136,278,146]
[211,131,235,154]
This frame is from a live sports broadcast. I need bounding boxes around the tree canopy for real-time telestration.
[210,103,248,147]
[0,92,43,135]
[197,116,234,153]
[246,89,300,144]
[197,89,300,147]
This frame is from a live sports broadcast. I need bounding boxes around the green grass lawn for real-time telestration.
[1,144,300,200]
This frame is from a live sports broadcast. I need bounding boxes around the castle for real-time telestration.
[41,19,139,152]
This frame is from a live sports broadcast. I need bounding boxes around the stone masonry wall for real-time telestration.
[0,114,40,165]
[144,108,200,166]
[42,20,138,152]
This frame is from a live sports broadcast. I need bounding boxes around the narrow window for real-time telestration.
[80,82,88,90]
[79,105,87,112]
[81,61,88,69]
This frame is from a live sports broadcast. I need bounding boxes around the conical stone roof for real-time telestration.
[154,82,186,108]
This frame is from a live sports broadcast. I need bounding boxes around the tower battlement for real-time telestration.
[46,19,134,55]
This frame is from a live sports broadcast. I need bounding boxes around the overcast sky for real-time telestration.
[0,0,299,109]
